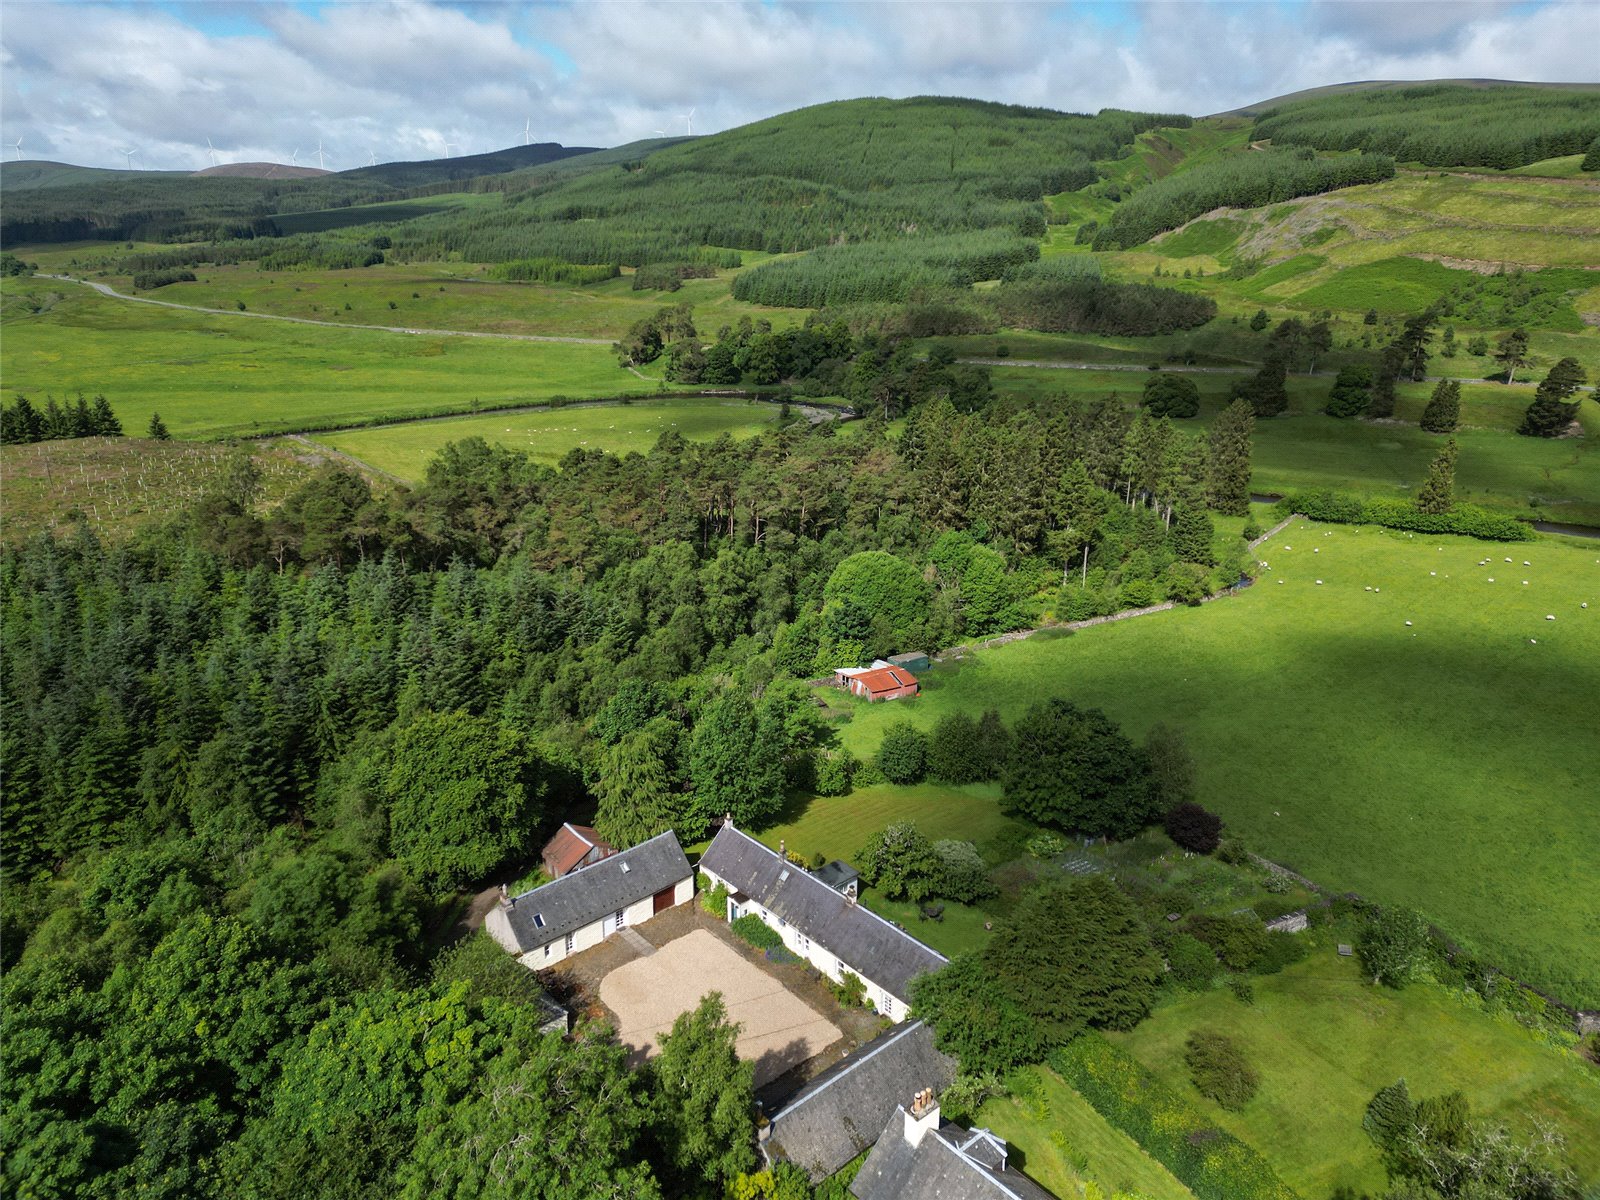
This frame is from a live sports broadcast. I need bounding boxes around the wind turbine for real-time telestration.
[290,147,301,166]
[654,128,666,138]
[121,148,137,169]
[443,140,459,158]
[524,117,532,146]
[11,137,22,161]
[368,149,378,166]
[681,108,695,136]
[205,136,219,167]
[315,140,326,170]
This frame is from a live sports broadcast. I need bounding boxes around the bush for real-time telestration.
[1165,933,1220,991]
[933,839,998,903]
[1227,976,1255,1005]
[1185,1029,1260,1111]
[829,969,867,1008]
[1284,491,1534,541]
[1164,803,1223,853]
[1052,1036,1296,1200]
[1026,831,1070,859]
[926,712,984,784]
[131,268,196,290]
[731,914,783,951]
[1187,914,1267,972]
[1214,838,1251,866]
[875,721,928,784]
[699,873,730,919]
[813,749,856,797]
[1251,930,1310,976]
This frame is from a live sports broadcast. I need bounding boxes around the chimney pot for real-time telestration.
[904,1086,939,1148]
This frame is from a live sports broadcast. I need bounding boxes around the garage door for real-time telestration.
[652,886,675,914]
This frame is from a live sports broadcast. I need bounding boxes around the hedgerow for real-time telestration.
[1050,1035,1300,1200]
[1280,492,1535,541]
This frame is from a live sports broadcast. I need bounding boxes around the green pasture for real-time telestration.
[1110,954,1600,1196]
[80,258,797,341]
[317,397,788,480]
[832,522,1600,1007]
[0,276,646,438]
[978,1066,1196,1200]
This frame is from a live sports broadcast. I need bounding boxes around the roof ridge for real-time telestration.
[935,1129,1031,1200]
[515,828,684,903]
[716,827,949,964]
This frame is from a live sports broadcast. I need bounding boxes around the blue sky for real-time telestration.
[2,1,1595,169]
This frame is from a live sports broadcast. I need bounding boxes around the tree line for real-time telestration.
[0,393,123,443]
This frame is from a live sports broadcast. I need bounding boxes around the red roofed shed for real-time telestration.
[542,823,618,878]
[843,666,919,702]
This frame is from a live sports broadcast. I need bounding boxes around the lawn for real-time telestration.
[978,1066,1196,1200]
[317,397,789,480]
[832,522,1600,1008]
[1109,954,1600,1197]
[0,276,644,438]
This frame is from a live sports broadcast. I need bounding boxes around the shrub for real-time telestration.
[926,712,984,784]
[1228,976,1255,1005]
[1164,803,1223,853]
[1026,831,1070,859]
[1252,930,1310,976]
[1165,933,1220,991]
[933,839,998,903]
[813,749,856,797]
[859,822,941,902]
[829,970,867,1008]
[1185,1029,1260,1111]
[1214,838,1251,866]
[1188,914,1268,972]
[875,721,928,784]
[731,914,783,950]
[699,873,730,919]
[1284,491,1534,541]
[1052,1035,1296,1200]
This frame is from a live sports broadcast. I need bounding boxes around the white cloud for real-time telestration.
[0,0,1593,170]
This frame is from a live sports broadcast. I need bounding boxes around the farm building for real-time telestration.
[833,664,919,702]
[885,651,930,672]
[541,821,617,878]
[485,830,693,967]
[699,824,947,1021]
[763,1020,956,1181]
[850,1089,1056,1200]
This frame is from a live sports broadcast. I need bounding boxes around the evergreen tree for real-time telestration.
[647,993,756,1189]
[594,719,684,848]
[1415,439,1458,514]
[1518,357,1587,437]
[1230,354,1287,418]
[1367,344,1404,419]
[1204,400,1254,516]
[1418,379,1461,433]
[1363,307,1379,325]
[1324,364,1372,418]
[1249,308,1269,332]
[688,690,786,829]
[1494,328,1530,385]
[1169,503,1214,565]
[0,394,44,443]
[1051,458,1103,585]
[90,395,123,437]
[1001,698,1156,839]
[1141,372,1200,418]
[146,410,172,441]
[1396,311,1435,381]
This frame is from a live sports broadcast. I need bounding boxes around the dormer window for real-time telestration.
[621,862,631,874]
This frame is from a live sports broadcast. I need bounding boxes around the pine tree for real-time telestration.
[1367,344,1404,419]
[1517,357,1587,438]
[1494,328,1530,385]
[1249,308,1269,332]
[1362,1079,1415,1149]
[1170,503,1215,565]
[1231,354,1287,418]
[1397,311,1435,381]
[147,411,172,441]
[1324,364,1372,418]
[1418,379,1461,433]
[90,395,123,437]
[0,394,44,443]
[1415,438,1458,513]
[1051,459,1102,585]
[1205,400,1255,516]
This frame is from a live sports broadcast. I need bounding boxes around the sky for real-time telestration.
[1,0,1596,171]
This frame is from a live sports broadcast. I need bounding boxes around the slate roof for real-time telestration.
[700,826,947,998]
[499,830,691,952]
[851,1110,1059,1200]
[542,822,614,876]
[814,860,861,893]
[764,1020,957,1182]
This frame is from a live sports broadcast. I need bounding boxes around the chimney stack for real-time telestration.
[779,838,786,860]
[904,1087,939,1148]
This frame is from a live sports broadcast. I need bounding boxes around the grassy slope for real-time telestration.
[1109,954,1600,1197]
[0,276,642,438]
[831,521,1600,1007]
[979,1067,1197,1200]
[319,398,786,480]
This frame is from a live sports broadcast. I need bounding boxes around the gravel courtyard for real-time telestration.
[600,928,843,1085]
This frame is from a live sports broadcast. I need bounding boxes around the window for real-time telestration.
[543,943,552,959]
[882,995,896,1018]
[621,862,631,874]
[533,913,545,929]
[614,909,626,930]
[797,934,810,953]
[778,868,790,883]
[565,932,574,953]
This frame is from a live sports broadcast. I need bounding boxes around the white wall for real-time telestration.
[500,873,693,968]
[704,865,911,1022]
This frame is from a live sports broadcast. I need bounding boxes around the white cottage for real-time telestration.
[698,824,947,1021]
[486,829,694,967]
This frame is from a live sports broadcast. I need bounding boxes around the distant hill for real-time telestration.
[333,142,600,189]
[0,160,178,192]
[194,162,329,180]
[1215,78,1600,119]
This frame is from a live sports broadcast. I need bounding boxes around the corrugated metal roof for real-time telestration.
[501,830,690,951]
[854,666,917,693]
[542,822,614,876]
[700,826,946,997]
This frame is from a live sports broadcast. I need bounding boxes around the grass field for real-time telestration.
[978,1067,1196,1200]
[0,276,646,438]
[0,436,321,540]
[317,397,790,479]
[831,521,1600,1007]
[1109,954,1600,1197]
